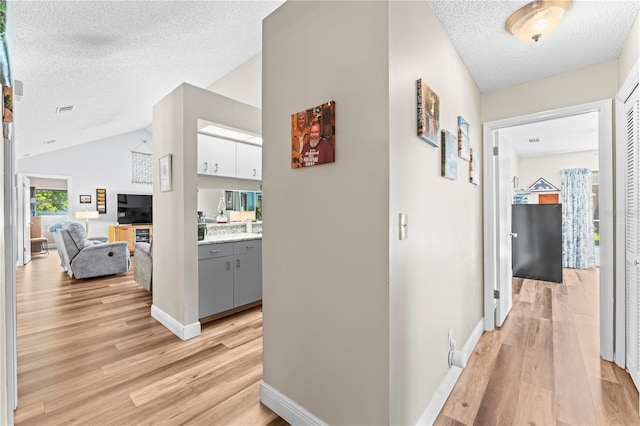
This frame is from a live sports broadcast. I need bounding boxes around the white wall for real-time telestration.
[518,150,599,193]
[262,1,390,424]
[207,53,262,109]
[16,129,153,238]
[388,2,483,424]
[482,60,618,123]
[152,83,261,330]
[619,11,640,86]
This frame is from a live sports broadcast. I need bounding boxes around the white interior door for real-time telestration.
[625,85,640,393]
[22,176,31,265]
[496,131,514,326]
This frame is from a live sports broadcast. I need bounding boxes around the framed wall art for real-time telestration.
[79,194,91,204]
[469,148,479,185]
[458,116,470,161]
[441,130,458,180]
[417,78,440,147]
[291,101,336,168]
[96,188,107,214]
[160,154,173,192]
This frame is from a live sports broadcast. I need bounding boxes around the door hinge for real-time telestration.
[493,146,499,156]
[494,290,500,299]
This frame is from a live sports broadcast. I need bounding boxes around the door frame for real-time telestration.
[482,99,614,361]
[16,173,71,265]
[615,59,640,369]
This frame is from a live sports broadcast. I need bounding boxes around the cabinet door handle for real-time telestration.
[214,163,219,173]
[236,259,240,268]
[209,249,221,254]
[226,261,230,270]
[204,161,208,172]
[246,245,254,249]
[253,168,256,176]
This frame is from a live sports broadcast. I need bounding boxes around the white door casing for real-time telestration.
[483,100,614,364]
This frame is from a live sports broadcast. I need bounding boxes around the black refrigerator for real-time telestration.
[512,203,563,283]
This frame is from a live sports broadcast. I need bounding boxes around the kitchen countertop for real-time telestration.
[198,232,262,245]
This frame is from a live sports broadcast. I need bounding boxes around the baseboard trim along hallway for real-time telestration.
[260,381,326,426]
[151,304,201,340]
[417,318,485,425]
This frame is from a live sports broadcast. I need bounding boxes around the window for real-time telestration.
[34,189,68,215]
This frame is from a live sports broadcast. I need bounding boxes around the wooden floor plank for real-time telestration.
[14,251,287,426]
[436,269,640,426]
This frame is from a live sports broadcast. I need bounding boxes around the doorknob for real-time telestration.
[635,260,640,266]
[510,232,518,238]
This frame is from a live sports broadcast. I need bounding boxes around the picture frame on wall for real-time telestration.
[417,78,440,147]
[160,154,173,192]
[458,116,470,161]
[79,194,91,204]
[96,188,107,214]
[469,148,479,185]
[441,130,458,180]
[291,101,336,168]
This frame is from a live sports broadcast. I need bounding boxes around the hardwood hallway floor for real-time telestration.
[436,268,640,426]
[14,251,287,425]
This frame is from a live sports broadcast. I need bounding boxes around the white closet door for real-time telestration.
[625,84,640,391]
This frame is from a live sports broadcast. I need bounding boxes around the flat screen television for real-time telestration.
[117,193,152,224]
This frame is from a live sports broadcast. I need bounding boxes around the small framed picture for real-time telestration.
[79,194,91,204]
[160,154,173,192]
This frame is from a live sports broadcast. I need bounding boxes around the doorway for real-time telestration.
[16,173,71,266]
[482,99,614,361]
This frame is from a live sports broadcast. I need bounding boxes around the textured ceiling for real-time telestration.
[428,0,640,92]
[12,1,639,159]
[13,0,284,158]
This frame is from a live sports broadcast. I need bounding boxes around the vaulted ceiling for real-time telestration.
[12,1,639,159]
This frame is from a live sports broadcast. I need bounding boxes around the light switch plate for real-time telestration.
[399,213,408,240]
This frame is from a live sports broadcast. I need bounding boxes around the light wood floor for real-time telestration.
[14,251,288,425]
[436,268,640,426]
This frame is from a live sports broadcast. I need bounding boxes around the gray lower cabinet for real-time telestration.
[198,239,262,318]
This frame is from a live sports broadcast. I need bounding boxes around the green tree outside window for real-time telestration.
[35,189,68,215]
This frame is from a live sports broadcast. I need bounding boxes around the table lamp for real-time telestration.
[75,210,99,234]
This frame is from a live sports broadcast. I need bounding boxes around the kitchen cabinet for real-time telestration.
[198,239,262,319]
[236,143,260,180]
[197,133,236,177]
[197,133,262,181]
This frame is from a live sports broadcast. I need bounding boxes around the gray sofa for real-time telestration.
[49,221,130,279]
[133,241,152,291]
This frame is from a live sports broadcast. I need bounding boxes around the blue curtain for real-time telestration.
[561,168,596,268]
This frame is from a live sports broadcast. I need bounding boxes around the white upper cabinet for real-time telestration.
[197,133,262,181]
[198,134,236,178]
[236,143,260,180]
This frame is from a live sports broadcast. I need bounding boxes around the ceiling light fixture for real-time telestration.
[505,0,571,42]
[200,124,262,146]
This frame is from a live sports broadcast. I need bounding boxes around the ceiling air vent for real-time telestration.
[528,137,541,143]
[55,105,74,114]
[43,139,56,145]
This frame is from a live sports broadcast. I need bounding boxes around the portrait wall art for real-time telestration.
[291,101,336,169]
[417,78,440,147]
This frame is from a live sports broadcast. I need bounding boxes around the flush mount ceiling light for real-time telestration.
[505,0,571,42]
[200,124,262,145]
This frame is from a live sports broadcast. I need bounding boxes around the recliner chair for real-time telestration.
[49,221,130,279]
[133,241,152,291]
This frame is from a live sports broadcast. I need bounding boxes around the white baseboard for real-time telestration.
[260,381,326,426]
[151,304,201,340]
[417,318,485,426]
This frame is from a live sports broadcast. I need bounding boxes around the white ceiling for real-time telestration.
[498,111,599,158]
[12,0,284,158]
[11,1,639,159]
[427,0,640,92]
